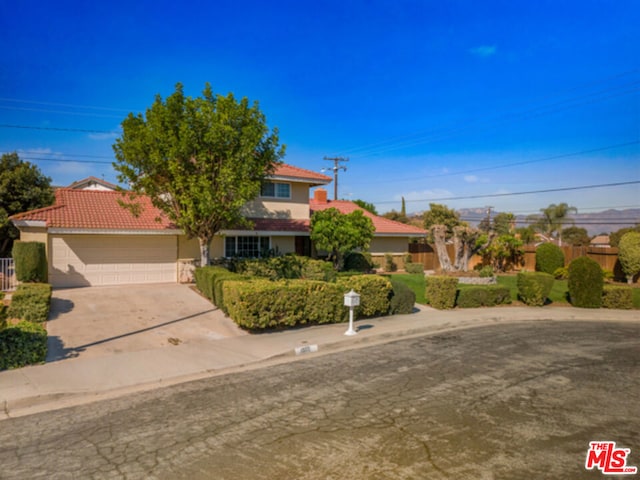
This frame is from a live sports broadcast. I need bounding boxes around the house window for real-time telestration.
[225,236,270,258]
[261,181,291,199]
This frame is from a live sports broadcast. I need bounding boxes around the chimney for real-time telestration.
[313,188,328,204]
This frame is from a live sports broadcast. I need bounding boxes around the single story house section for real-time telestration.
[11,164,426,288]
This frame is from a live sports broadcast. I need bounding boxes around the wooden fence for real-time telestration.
[409,243,633,281]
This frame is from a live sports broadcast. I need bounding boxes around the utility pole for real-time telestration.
[485,206,494,232]
[322,156,348,200]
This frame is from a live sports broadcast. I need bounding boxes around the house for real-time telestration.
[11,164,426,288]
[66,176,119,191]
[590,234,611,248]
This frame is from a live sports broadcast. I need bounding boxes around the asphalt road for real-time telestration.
[1,320,638,479]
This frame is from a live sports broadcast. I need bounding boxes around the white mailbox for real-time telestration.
[344,289,361,307]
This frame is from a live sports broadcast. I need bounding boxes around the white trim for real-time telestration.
[268,175,330,185]
[48,228,181,236]
[11,220,46,228]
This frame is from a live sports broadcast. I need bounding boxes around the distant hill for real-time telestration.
[414,208,640,237]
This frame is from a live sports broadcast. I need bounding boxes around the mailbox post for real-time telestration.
[343,289,360,336]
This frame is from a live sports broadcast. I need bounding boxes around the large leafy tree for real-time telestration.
[527,202,577,245]
[0,152,54,256]
[610,225,640,247]
[423,203,467,271]
[113,83,285,266]
[352,199,378,215]
[310,208,375,270]
[561,226,591,246]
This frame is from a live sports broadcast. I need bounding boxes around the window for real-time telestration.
[225,236,270,258]
[261,181,291,199]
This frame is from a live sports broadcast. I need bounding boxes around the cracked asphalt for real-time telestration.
[1,320,638,479]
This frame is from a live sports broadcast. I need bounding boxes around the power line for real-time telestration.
[0,124,119,134]
[322,156,349,200]
[0,105,124,119]
[0,97,133,112]
[17,155,113,165]
[377,180,640,205]
[13,150,114,159]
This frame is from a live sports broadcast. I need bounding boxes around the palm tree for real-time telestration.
[528,203,577,245]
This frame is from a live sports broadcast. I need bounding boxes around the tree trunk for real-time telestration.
[198,237,211,267]
[431,225,452,272]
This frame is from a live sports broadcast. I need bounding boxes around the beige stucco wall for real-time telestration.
[271,236,296,254]
[178,235,224,262]
[370,237,410,254]
[241,182,310,220]
[17,227,49,253]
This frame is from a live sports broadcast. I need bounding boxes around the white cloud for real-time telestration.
[464,175,478,183]
[469,45,497,57]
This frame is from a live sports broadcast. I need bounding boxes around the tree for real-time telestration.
[352,199,378,215]
[618,231,640,284]
[0,153,54,256]
[610,225,640,247]
[527,203,577,245]
[561,226,591,246]
[310,208,375,270]
[515,226,536,244]
[480,234,523,272]
[423,203,465,236]
[382,196,409,224]
[113,83,285,266]
[493,212,515,235]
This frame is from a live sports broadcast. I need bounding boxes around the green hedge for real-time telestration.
[0,291,7,328]
[517,272,554,306]
[0,321,48,370]
[301,259,336,282]
[12,241,48,283]
[7,283,52,322]
[456,285,512,308]
[425,276,458,310]
[223,279,347,330]
[389,278,416,314]
[194,266,230,302]
[535,243,565,275]
[568,256,603,308]
[344,252,373,272]
[602,285,633,310]
[336,275,392,318]
[404,262,424,274]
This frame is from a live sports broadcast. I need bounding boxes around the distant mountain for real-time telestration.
[418,208,640,237]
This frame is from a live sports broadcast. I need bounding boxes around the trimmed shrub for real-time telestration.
[479,265,494,278]
[535,243,565,275]
[223,279,346,330]
[337,275,392,318]
[0,320,48,370]
[517,272,554,306]
[213,272,250,314]
[0,291,7,328]
[194,266,231,301]
[405,262,425,274]
[456,285,512,308]
[602,285,633,310]
[384,253,397,272]
[12,241,48,283]
[568,256,604,308]
[618,231,640,284]
[425,276,458,310]
[7,283,52,322]
[344,252,373,272]
[389,278,416,315]
[553,266,569,280]
[231,255,304,280]
[301,259,336,282]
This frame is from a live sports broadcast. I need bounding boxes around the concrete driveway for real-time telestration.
[46,284,246,362]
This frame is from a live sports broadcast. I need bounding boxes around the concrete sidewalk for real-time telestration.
[1,305,638,419]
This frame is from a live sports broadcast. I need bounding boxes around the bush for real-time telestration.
[535,243,565,275]
[384,253,397,272]
[618,231,640,284]
[344,252,373,272]
[517,272,554,306]
[602,285,633,310]
[223,279,347,330]
[231,255,306,280]
[456,285,512,308]
[425,276,458,310]
[479,265,494,278]
[568,256,604,308]
[194,266,231,302]
[405,262,425,274]
[12,241,48,283]
[7,283,52,322]
[389,278,416,314]
[0,291,6,328]
[553,266,569,280]
[301,259,336,282]
[336,275,392,318]
[0,320,48,370]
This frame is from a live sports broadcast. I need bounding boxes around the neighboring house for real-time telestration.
[590,234,611,248]
[66,176,119,191]
[11,164,425,288]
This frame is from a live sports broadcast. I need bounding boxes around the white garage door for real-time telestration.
[50,234,177,287]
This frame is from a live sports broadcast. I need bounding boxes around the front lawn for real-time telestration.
[494,275,569,305]
[383,273,426,304]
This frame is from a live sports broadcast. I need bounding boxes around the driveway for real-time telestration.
[46,284,246,362]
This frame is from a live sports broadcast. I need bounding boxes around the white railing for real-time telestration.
[0,258,16,291]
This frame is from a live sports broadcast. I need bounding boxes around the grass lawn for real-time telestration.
[493,275,570,305]
[383,273,426,304]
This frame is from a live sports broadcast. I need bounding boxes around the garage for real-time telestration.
[50,234,177,288]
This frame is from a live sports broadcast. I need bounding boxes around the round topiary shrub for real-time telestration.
[344,252,373,272]
[535,243,565,275]
[568,256,604,308]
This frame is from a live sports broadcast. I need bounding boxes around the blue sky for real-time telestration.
[1,0,638,217]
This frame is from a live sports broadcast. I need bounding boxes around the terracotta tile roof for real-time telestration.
[272,164,331,184]
[310,199,427,236]
[11,189,178,230]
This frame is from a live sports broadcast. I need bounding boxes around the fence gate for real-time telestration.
[0,258,16,291]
